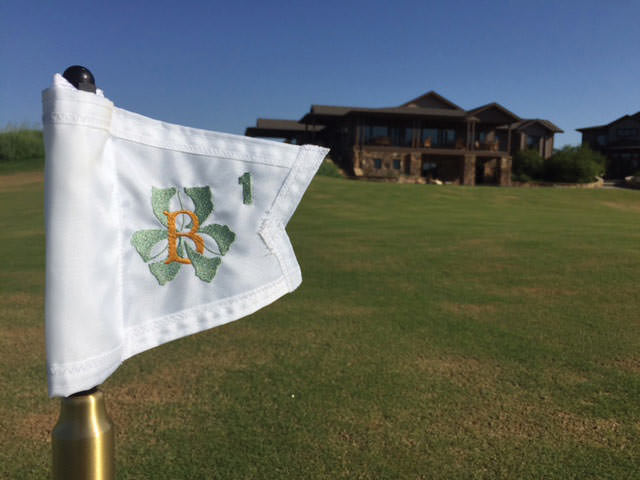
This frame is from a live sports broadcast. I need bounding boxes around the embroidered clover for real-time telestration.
[131,186,236,285]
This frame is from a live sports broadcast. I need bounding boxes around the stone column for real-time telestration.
[498,156,511,186]
[412,154,421,179]
[463,154,476,185]
[353,148,364,177]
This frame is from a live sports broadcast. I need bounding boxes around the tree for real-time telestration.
[512,149,544,182]
[0,129,44,163]
[543,145,605,183]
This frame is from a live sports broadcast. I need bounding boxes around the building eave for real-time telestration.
[467,102,522,123]
[577,113,640,132]
[300,104,477,124]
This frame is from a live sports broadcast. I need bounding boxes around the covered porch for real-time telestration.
[353,146,511,186]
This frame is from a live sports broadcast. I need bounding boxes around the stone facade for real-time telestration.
[352,148,511,186]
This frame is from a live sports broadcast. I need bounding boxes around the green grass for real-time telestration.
[0,156,44,174]
[1,173,640,479]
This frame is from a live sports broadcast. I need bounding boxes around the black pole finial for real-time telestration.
[62,66,96,93]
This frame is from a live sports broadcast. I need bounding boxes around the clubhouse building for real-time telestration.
[577,112,640,179]
[245,91,562,186]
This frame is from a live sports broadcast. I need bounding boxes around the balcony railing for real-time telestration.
[361,136,506,153]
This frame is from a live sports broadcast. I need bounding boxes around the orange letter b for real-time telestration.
[164,210,205,264]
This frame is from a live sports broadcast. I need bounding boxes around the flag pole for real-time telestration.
[51,66,115,480]
[52,387,115,479]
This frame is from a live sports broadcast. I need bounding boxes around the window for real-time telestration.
[597,134,607,146]
[405,128,414,146]
[364,125,412,146]
[617,128,638,138]
[421,128,437,146]
[391,126,413,146]
[374,158,383,169]
[526,135,541,148]
[421,161,437,177]
[393,159,401,169]
[443,129,456,146]
[364,125,390,145]
[421,128,456,147]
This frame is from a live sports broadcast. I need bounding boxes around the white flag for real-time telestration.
[43,74,328,397]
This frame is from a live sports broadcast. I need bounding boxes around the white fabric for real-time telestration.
[43,74,328,397]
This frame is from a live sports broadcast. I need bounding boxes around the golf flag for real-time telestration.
[43,74,328,397]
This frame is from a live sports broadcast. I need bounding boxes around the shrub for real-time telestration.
[316,157,343,178]
[543,145,605,183]
[512,149,544,182]
[0,129,44,163]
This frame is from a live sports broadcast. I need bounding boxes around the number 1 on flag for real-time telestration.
[238,172,253,205]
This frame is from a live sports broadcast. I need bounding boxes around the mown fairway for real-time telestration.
[1,173,639,479]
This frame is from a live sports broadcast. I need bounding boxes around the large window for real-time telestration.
[391,126,413,146]
[364,125,413,146]
[443,129,456,146]
[421,128,456,147]
[364,125,390,145]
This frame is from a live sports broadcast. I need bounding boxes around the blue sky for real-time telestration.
[2,0,639,147]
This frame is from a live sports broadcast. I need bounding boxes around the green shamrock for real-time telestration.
[131,186,236,285]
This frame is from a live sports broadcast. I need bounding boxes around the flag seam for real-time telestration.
[112,136,127,371]
[257,145,328,289]
[48,342,122,376]
[274,145,328,226]
[115,134,293,169]
[110,108,299,168]
[259,219,301,292]
[43,112,113,131]
[48,276,290,386]
[122,275,290,360]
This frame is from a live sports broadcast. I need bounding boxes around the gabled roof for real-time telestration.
[304,105,353,117]
[467,102,521,123]
[255,118,322,131]
[576,124,608,132]
[299,104,473,124]
[400,91,464,110]
[500,119,563,133]
[244,118,323,138]
[291,93,560,133]
[577,111,640,132]
[528,119,563,133]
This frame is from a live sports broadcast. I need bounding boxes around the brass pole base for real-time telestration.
[52,387,115,480]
